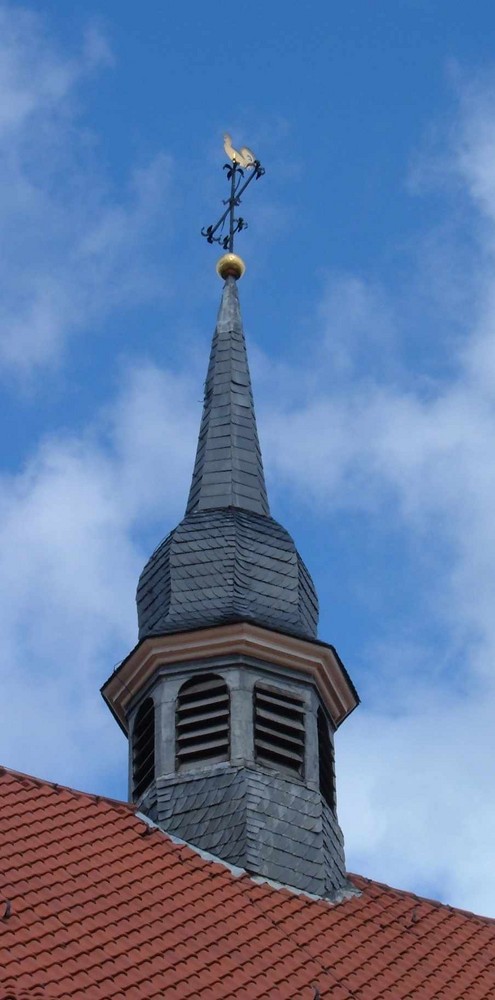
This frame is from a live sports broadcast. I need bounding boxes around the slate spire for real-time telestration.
[186,276,270,517]
[136,271,319,642]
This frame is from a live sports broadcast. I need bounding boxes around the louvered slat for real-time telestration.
[132,697,155,799]
[256,689,303,711]
[178,720,229,742]
[254,685,305,776]
[177,706,228,730]
[255,722,305,749]
[179,678,228,698]
[178,740,230,763]
[256,706,305,733]
[317,706,335,810]
[176,674,230,769]
[177,693,229,717]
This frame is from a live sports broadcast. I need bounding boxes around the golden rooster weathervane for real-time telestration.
[201,133,265,280]
[223,132,257,169]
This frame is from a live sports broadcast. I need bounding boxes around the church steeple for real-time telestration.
[186,276,269,517]
[102,138,359,901]
[135,274,319,642]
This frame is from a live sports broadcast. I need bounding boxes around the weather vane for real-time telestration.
[201,133,265,280]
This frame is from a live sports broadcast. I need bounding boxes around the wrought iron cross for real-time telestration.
[201,134,265,253]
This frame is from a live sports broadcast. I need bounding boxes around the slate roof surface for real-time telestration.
[136,276,319,642]
[137,507,319,641]
[1,766,495,1000]
[186,276,269,517]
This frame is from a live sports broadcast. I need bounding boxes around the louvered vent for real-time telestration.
[317,706,335,810]
[132,697,155,799]
[254,684,305,775]
[176,674,230,769]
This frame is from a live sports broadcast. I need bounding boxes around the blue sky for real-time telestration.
[2,0,495,916]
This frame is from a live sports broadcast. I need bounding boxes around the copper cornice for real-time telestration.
[101,622,359,733]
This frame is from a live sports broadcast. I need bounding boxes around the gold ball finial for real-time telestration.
[216,253,246,280]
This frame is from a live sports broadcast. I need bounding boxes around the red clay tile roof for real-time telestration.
[1,766,494,1000]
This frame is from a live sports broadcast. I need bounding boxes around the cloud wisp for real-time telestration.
[256,79,495,915]
[0,4,172,377]
[0,360,198,791]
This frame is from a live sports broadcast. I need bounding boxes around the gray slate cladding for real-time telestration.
[137,508,318,640]
[128,274,354,900]
[153,766,348,899]
[137,277,319,641]
[186,276,269,517]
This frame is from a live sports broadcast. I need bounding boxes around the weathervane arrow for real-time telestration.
[201,133,265,279]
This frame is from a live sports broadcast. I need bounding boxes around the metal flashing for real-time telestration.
[154,764,350,898]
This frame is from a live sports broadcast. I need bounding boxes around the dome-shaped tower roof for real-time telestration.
[137,276,319,641]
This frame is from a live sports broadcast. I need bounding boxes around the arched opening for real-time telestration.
[317,706,335,810]
[176,673,230,769]
[254,684,305,776]
[132,697,155,798]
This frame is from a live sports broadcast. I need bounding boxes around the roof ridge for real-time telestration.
[0,764,135,816]
[137,812,358,908]
[349,872,495,925]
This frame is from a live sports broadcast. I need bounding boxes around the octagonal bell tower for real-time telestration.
[102,271,358,900]
[102,151,359,899]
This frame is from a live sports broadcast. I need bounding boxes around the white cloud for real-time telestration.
[0,4,172,376]
[0,360,198,791]
[255,79,495,915]
[318,272,399,381]
[338,685,495,916]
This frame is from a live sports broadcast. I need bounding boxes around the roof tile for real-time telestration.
[2,767,495,998]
